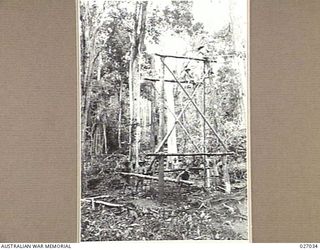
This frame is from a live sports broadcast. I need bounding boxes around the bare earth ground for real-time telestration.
[81,157,247,241]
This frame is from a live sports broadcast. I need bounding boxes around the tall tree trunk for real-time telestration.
[128,57,134,162]
[94,126,99,156]
[81,5,104,160]
[80,3,88,88]
[118,81,122,149]
[82,83,92,158]
[81,32,99,159]
[97,126,101,156]
[165,83,177,166]
[81,2,108,162]
[90,123,96,158]
[97,53,102,81]
[128,1,148,169]
[150,87,156,150]
[229,0,247,128]
[103,123,107,155]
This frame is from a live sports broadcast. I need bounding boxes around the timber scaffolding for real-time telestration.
[139,53,236,201]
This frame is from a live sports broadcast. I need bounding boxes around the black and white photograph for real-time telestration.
[80,0,248,241]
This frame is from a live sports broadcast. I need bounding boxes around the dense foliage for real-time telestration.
[81,1,246,159]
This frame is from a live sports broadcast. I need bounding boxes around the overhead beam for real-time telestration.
[143,77,189,84]
[155,53,217,63]
[146,152,234,156]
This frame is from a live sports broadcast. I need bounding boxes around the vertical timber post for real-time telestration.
[203,60,210,188]
[222,155,231,193]
[212,157,219,188]
[150,55,156,151]
[158,57,165,203]
[135,75,141,171]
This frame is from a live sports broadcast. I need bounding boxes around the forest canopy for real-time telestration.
[80,0,247,161]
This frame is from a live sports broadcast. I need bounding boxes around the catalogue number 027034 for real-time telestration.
[300,244,318,249]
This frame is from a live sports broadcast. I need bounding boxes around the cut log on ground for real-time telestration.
[120,172,195,185]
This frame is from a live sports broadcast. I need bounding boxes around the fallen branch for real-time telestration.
[82,198,125,208]
[85,195,110,200]
[94,200,125,208]
[209,195,246,204]
[120,172,194,185]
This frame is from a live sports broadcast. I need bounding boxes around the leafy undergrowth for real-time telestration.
[81,156,247,241]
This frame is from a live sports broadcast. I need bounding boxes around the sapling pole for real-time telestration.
[203,61,209,188]
[158,59,165,203]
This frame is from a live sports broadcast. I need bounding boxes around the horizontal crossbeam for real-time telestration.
[155,53,216,62]
[146,152,234,156]
[143,77,189,83]
[164,167,205,173]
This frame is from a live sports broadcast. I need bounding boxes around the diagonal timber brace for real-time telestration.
[147,82,202,170]
[150,82,201,153]
[154,81,202,153]
[160,57,228,151]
